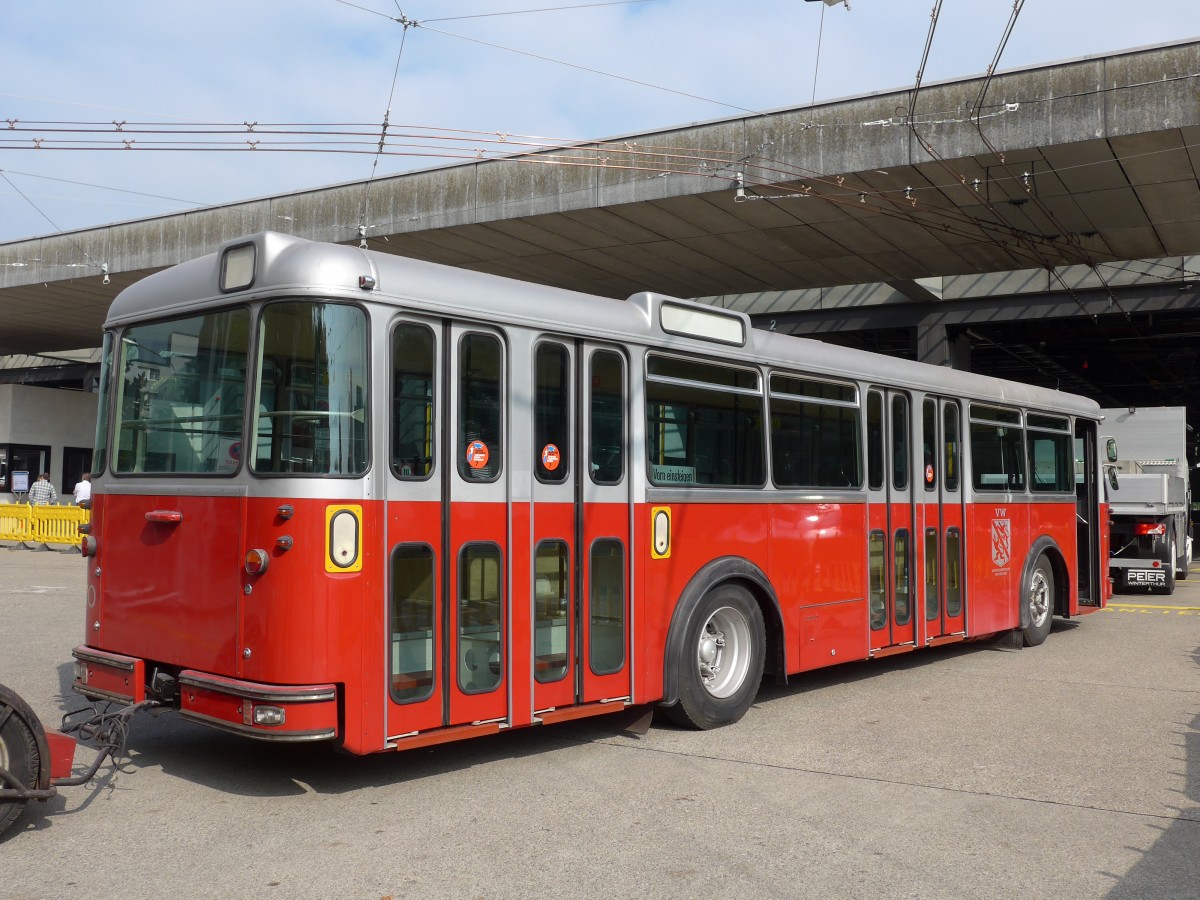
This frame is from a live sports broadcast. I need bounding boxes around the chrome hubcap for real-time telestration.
[1029,569,1051,627]
[697,606,752,699]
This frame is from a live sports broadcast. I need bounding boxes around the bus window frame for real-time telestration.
[767,370,862,490]
[109,305,253,478]
[389,318,437,483]
[250,298,372,480]
[643,351,765,489]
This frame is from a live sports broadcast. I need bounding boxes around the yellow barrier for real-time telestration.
[0,504,91,546]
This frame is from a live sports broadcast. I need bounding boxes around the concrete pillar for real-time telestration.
[951,332,972,371]
[916,323,972,370]
[916,323,950,367]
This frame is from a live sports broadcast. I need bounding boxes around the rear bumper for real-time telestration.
[73,646,145,704]
[1108,558,1170,588]
[71,646,339,743]
[177,671,339,743]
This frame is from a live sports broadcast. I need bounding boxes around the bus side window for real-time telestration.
[922,398,937,491]
[891,394,909,491]
[867,391,883,491]
[943,402,960,492]
[392,323,435,480]
[590,350,625,484]
[644,354,764,488]
[458,333,503,482]
[535,343,570,483]
[969,405,1025,491]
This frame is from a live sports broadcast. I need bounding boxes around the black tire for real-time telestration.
[1175,530,1189,581]
[1022,554,1054,647]
[665,584,765,730]
[0,686,43,837]
[1161,529,1178,595]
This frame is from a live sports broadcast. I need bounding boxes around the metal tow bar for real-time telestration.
[0,680,160,835]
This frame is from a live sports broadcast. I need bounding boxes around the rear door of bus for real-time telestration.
[867,388,917,652]
[530,341,631,716]
[918,397,967,643]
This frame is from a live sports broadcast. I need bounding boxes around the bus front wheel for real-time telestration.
[665,585,765,730]
[1022,555,1055,647]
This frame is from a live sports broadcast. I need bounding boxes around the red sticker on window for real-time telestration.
[541,443,560,471]
[925,464,935,483]
[466,441,490,469]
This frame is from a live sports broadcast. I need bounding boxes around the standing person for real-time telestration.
[72,472,92,505]
[28,472,57,506]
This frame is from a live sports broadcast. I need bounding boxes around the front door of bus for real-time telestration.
[530,341,631,715]
[386,320,509,737]
[867,388,916,652]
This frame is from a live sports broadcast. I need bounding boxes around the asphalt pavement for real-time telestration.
[2,546,1199,899]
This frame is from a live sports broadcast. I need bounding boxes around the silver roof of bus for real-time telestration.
[107,231,1101,421]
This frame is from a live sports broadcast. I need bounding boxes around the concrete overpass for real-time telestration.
[2,39,1199,411]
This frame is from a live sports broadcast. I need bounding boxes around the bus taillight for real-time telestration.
[244,549,270,575]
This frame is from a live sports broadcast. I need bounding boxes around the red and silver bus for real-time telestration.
[71,231,1110,751]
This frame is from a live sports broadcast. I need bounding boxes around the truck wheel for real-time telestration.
[665,585,765,730]
[1162,530,1178,595]
[1022,554,1054,647]
[0,686,43,837]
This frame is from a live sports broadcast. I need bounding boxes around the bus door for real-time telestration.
[530,339,577,713]
[578,345,631,706]
[385,320,510,735]
[531,341,630,715]
[445,324,510,727]
[386,318,443,735]
[1073,419,1103,606]
[867,389,917,652]
[919,398,967,642]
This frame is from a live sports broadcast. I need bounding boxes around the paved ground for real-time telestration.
[2,546,1198,899]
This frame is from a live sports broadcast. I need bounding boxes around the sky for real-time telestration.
[0,0,1196,244]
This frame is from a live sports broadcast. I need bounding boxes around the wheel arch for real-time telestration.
[1019,535,1070,623]
[659,556,784,707]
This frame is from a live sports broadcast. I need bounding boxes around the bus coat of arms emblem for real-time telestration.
[991,518,1011,568]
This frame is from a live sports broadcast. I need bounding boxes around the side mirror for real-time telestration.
[1106,467,1120,492]
[1106,438,1119,463]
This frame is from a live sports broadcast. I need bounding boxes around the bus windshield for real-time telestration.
[252,301,368,476]
[113,308,251,474]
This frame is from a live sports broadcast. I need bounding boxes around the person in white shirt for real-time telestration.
[73,473,92,505]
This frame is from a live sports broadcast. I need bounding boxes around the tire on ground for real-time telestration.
[1161,528,1178,595]
[665,584,766,730]
[0,685,44,837]
[1022,553,1055,647]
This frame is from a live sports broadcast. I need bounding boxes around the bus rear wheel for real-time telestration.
[1022,555,1054,647]
[666,585,765,730]
[0,685,43,836]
